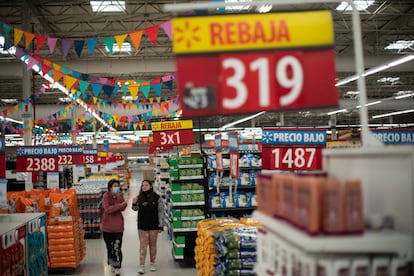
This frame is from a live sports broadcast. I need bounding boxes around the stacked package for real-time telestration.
[47,189,86,269]
[47,218,86,269]
[195,218,262,276]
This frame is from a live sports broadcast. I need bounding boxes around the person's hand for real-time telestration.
[132,197,138,204]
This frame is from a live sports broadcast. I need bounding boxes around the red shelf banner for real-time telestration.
[16,146,59,172]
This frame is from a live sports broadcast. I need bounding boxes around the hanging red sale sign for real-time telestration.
[58,146,84,165]
[176,49,337,117]
[172,10,338,117]
[152,129,195,146]
[83,149,98,164]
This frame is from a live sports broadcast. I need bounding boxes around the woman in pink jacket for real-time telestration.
[102,179,128,275]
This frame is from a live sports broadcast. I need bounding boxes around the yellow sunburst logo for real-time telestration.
[174,21,201,49]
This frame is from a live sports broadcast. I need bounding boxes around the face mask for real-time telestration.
[112,187,120,194]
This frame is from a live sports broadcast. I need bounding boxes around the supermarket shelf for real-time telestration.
[210,207,256,212]
[178,164,203,169]
[209,185,256,190]
[180,216,205,221]
[239,166,261,170]
[172,201,205,207]
[171,248,184,261]
[179,175,204,180]
[171,190,204,195]
[253,211,412,258]
[173,240,185,248]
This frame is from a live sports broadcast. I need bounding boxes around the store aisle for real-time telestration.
[52,171,197,276]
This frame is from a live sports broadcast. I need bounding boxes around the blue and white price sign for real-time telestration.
[372,129,414,144]
[262,129,326,146]
[16,146,59,172]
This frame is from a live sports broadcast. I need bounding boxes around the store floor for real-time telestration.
[52,170,197,276]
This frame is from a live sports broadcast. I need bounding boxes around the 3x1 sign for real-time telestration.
[172,11,338,117]
[152,129,195,147]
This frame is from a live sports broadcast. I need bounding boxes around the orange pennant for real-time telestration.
[129,30,143,51]
[24,32,35,49]
[53,71,64,83]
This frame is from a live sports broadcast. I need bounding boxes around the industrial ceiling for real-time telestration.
[0,0,413,135]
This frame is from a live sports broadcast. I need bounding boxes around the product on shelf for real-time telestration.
[256,173,364,236]
[194,218,262,276]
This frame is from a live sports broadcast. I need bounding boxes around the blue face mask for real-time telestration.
[112,187,120,194]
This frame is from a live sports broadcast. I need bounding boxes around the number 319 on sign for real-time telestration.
[262,147,323,171]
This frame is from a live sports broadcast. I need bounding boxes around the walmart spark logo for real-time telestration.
[174,21,201,49]
[262,131,274,144]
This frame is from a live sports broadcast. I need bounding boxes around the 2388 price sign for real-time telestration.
[26,157,58,172]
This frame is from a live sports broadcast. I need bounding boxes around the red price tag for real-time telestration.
[262,147,323,171]
[58,154,84,165]
[230,152,239,179]
[152,129,194,146]
[176,49,338,117]
[216,151,223,172]
[84,155,97,164]
[16,157,58,172]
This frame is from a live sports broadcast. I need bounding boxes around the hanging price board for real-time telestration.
[215,134,223,172]
[151,120,195,147]
[16,146,59,172]
[228,132,239,179]
[172,10,338,117]
[58,146,84,165]
[83,149,98,164]
[261,128,326,171]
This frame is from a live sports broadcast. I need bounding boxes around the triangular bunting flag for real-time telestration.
[86,38,98,55]
[103,85,114,98]
[35,34,47,53]
[91,83,103,97]
[72,70,80,78]
[150,82,162,96]
[27,55,40,70]
[14,28,24,46]
[61,39,73,57]
[47,37,58,54]
[2,24,12,38]
[160,20,172,40]
[15,47,25,59]
[81,73,89,81]
[24,32,35,49]
[53,71,65,82]
[61,67,71,75]
[64,75,78,90]
[140,82,150,99]
[41,64,51,76]
[78,80,90,93]
[101,37,115,55]
[73,40,85,57]
[99,77,108,85]
[145,24,160,46]
[129,84,139,99]
[129,30,143,51]
[114,34,128,50]
[163,80,173,90]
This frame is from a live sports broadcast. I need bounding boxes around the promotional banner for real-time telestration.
[172,10,338,117]
[261,128,326,171]
[151,119,195,147]
[58,146,84,165]
[228,132,239,179]
[16,146,59,172]
[371,129,414,144]
[215,134,223,172]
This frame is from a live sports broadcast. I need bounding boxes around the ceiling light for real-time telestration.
[90,1,126,13]
[327,109,348,115]
[225,0,251,11]
[257,5,272,13]
[372,109,414,119]
[394,90,414,100]
[1,98,18,104]
[377,76,400,84]
[336,0,374,11]
[121,95,137,101]
[356,100,382,108]
[59,97,73,103]
[346,91,360,95]
[385,40,414,51]
[219,111,265,130]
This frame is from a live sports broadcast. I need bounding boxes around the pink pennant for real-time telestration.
[48,38,59,54]
[160,20,172,40]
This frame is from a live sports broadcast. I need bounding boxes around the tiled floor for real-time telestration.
[50,171,197,276]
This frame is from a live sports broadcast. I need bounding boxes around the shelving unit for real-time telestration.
[165,156,209,264]
[75,185,104,239]
[206,146,260,218]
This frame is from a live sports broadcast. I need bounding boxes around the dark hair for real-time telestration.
[137,179,157,205]
[107,179,120,191]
